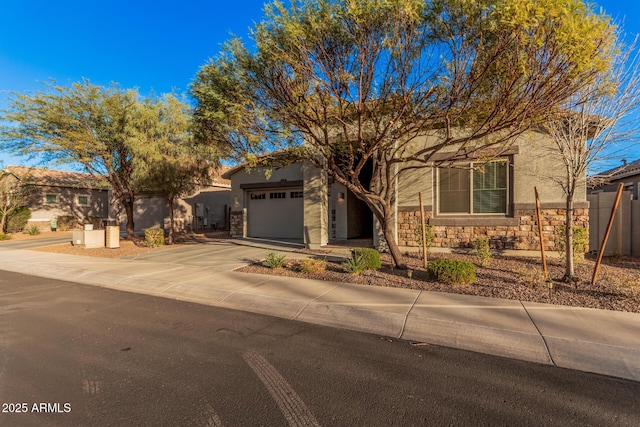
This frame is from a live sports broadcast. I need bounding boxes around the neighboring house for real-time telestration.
[2,165,232,233]
[120,167,232,233]
[224,131,589,253]
[2,166,110,230]
[588,158,640,200]
[587,159,640,256]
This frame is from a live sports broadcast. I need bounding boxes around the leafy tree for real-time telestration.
[192,0,616,267]
[137,95,217,244]
[0,166,34,234]
[542,35,640,281]
[2,80,153,239]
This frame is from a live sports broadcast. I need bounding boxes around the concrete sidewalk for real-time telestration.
[1,241,639,382]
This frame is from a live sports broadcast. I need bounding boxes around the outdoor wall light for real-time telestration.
[338,192,345,201]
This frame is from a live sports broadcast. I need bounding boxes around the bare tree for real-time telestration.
[542,35,640,280]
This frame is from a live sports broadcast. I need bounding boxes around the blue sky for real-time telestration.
[1,0,639,171]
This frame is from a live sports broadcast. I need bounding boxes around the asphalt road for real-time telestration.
[1,271,639,426]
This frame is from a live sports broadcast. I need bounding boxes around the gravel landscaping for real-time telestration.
[238,251,640,313]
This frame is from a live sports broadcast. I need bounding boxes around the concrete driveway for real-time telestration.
[122,238,306,271]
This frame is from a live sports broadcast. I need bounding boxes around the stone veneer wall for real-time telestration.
[397,208,589,251]
[230,210,244,237]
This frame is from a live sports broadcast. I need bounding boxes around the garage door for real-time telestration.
[247,189,304,239]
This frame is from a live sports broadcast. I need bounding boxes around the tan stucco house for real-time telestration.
[3,165,232,233]
[223,130,589,253]
[3,166,110,230]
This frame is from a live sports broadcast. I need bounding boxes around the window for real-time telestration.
[290,191,303,198]
[438,161,508,214]
[77,196,89,206]
[269,192,286,199]
[45,194,58,204]
[250,193,266,200]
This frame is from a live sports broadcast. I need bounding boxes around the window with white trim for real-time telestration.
[438,160,508,215]
[77,195,89,206]
[45,194,58,204]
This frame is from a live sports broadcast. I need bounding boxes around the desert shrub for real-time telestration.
[299,258,327,274]
[343,254,368,274]
[264,252,287,269]
[557,226,589,264]
[415,224,435,256]
[517,266,547,288]
[473,236,492,267]
[6,207,31,233]
[144,227,165,248]
[57,216,78,231]
[351,247,381,270]
[23,224,41,235]
[0,233,11,241]
[427,259,476,285]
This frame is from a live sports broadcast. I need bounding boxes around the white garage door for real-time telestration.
[247,189,304,239]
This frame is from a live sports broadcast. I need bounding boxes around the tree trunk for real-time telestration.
[564,196,575,281]
[124,199,135,240]
[0,211,7,234]
[167,197,175,245]
[377,209,406,269]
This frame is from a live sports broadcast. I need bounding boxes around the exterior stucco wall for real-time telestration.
[392,131,589,252]
[179,186,232,231]
[25,186,109,230]
[228,165,305,212]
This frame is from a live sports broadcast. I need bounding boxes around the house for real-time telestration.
[587,159,640,256]
[2,165,232,234]
[588,158,640,200]
[223,131,589,253]
[2,166,110,230]
[126,167,232,233]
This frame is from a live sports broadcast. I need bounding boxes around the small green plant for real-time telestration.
[427,259,476,285]
[144,227,165,248]
[0,233,11,241]
[415,224,435,256]
[23,224,41,235]
[351,247,381,270]
[557,226,589,264]
[264,252,287,269]
[343,254,368,274]
[473,236,492,267]
[299,257,327,274]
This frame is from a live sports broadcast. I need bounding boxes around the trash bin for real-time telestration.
[50,219,57,232]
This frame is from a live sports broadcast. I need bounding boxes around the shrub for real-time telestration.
[415,224,435,256]
[144,227,165,248]
[6,207,31,233]
[557,226,589,264]
[427,259,476,285]
[0,233,11,241]
[299,258,327,274]
[57,216,79,231]
[517,266,547,288]
[23,224,41,235]
[264,252,287,269]
[473,236,492,267]
[343,254,368,274]
[351,247,381,270]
